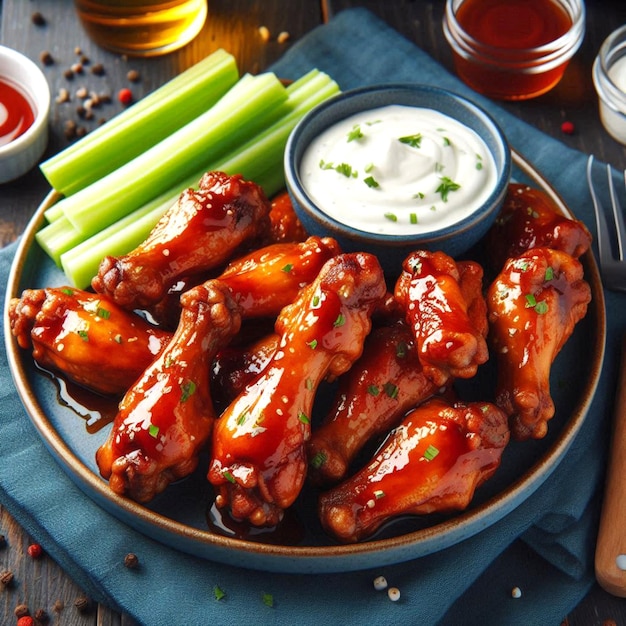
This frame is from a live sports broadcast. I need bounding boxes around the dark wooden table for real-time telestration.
[2,1,626,624]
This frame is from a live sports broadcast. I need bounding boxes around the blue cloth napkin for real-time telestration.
[1,8,623,625]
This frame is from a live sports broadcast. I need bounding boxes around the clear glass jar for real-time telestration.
[593,25,626,146]
[443,0,586,101]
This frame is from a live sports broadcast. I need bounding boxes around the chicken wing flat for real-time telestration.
[8,287,171,396]
[92,172,271,309]
[265,190,308,244]
[207,253,387,527]
[319,397,509,543]
[96,280,241,503]
[487,183,592,270]
[487,247,591,440]
[394,250,489,387]
[217,236,341,319]
[307,322,440,487]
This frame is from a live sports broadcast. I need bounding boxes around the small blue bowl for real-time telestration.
[284,84,511,275]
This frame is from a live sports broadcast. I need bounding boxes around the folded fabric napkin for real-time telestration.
[1,8,622,625]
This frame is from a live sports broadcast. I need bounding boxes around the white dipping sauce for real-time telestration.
[300,105,497,235]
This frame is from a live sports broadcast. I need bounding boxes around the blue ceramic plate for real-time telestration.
[4,151,605,574]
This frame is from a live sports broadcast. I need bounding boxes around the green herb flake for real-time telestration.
[312,294,320,307]
[333,313,346,327]
[410,212,418,224]
[307,339,318,350]
[367,384,380,397]
[374,489,385,499]
[262,593,274,608]
[364,162,374,173]
[310,451,327,469]
[413,191,425,199]
[534,300,549,315]
[436,176,461,202]
[525,294,538,308]
[61,288,75,296]
[298,411,311,425]
[319,159,334,170]
[180,380,197,402]
[96,306,111,319]
[148,424,160,438]
[384,212,398,222]
[77,329,89,342]
[347,124,364,142]
[222,469,236,484]
[442,136,451,146]
[364,175,380,189]
[435,162,445,173]
[281,263,293,273]
[383,381,399,399]
[399,133,422,148]
[335,162,355,178]
[236,409,249,426]
[213,586,226,601]
[545,266,554,281]
[423,444,439,461]
[476,154,483,170]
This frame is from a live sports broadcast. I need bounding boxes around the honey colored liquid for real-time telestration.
[74,0,207,57]
[453,0,573,100]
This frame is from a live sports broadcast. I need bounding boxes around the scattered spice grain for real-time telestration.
[34,608,49,623]
[258,25,271,42]
[31,12,46,26]
[55,88,70,104]
[387,587,401,602]
[118,88,133,105]
[0,569,14,587]
[124,552,139,569]
[27,543,43,559]
[511,586,522,599]
[39,51,54,66]
[561,121,575,135]
[277,31,290,44]
[0,533,6,548]
[52,599,64,612]
[74,595,92,613]
[127,69,140,82]
[71,62,84,74]
[373,575,388,591]
[14,603,29,617]
[63,68,74,80]
[91,62,105,76]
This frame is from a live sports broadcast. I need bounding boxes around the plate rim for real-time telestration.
[3,150,607,573]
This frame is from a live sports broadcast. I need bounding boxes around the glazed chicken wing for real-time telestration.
[96,280,241,502]
[265,190,308,244]
[207,253,387,527]
[487,247,591,440]
[487,183,592,270]
[394,251,489,387]
[319,398,509,543]
[307,322,441,487]
[92,172,271,309]
[217,236,341,319]
[8,287,171,396]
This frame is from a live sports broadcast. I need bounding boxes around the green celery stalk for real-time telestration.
[35,216,83,266]
[46,70,340,285]
[40,49,239,197]
[51,72,289,236]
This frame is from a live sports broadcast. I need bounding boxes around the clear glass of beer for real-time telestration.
[74,0,208,57]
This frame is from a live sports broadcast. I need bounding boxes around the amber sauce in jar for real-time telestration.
[451,0,574,100]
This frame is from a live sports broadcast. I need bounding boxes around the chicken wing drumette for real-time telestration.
[96,280,241,502]
[307,322,441,487]
[319,397,509,543]
[207,253,387,527]
[394,251,489,387]
[8,287,171,396]
[487,183,592,271]
[487,247,591,440]
[92,172,271,310]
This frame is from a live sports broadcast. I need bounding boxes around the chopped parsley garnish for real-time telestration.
[77,329,89,342]
[410,212,418,224]
[96,306,111,319]
[442,136,451,146]
[364,175,380,189]
[335,162,356,178]
[436,176,461,202]
[476,154,483,170]
[214,586,226,601]
[310,451,327,469]
[347,124,364,142]
[383,381,399,399]
[148,424,159,438]
[307,339,318,350]
[545,266,554,281]
[367,384,380,396]
[384,212,398,222]
[61,288,75,296]
[281,263,293,273]
[364,162,374,173]
[319,159,334,170]
[236,409,249,426]
[333,313,346,327]
[222,469,236,484]
[398,133,422,148]
[423,444,439,461]
[180,380,196,402]
[298,411,311,425]
[374,489,385,499]
[312,294,320,307]
[525,294,549,314]
[262,593,274,608]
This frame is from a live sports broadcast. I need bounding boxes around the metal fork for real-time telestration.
[586,154,626,291]
[588,154,626,597]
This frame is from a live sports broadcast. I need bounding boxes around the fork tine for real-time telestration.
[587,155,615,268]
[607,164,626,261]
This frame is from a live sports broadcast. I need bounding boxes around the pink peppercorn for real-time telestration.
[561,120,575,135]
[17,616,35,626]
[118,88,133,105]
[27,543,43,559]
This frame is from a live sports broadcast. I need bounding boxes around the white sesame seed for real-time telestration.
[388,587,401,602]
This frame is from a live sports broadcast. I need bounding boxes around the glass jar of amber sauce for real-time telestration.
[443,0,586,101]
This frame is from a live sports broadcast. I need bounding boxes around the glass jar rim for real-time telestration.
[443,0,586,70]
[593,25,626,117]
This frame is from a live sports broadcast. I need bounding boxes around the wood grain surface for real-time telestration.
[2,1,626,624]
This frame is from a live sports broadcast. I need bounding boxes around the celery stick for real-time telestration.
[55,72,288,237]
[35,216,83,266]
[40,49,239,196]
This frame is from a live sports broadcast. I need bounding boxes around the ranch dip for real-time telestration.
[299,104,497,236]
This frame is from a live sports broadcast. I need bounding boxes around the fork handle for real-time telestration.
[596,335,626,596]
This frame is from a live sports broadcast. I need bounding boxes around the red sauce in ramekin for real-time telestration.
[0,77,35,146]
